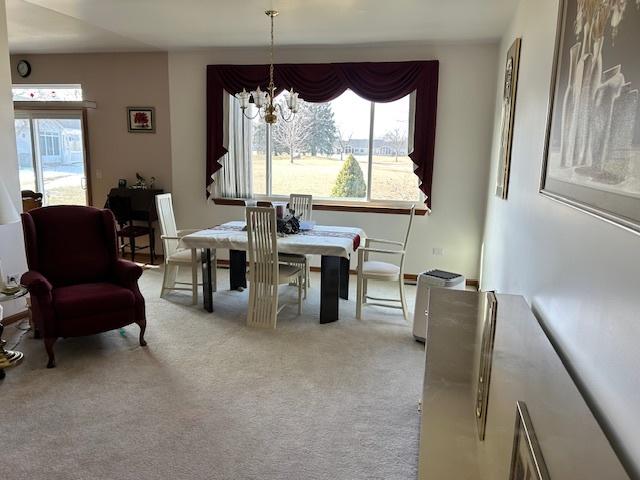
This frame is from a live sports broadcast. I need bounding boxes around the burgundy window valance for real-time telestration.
[206,60,439,207]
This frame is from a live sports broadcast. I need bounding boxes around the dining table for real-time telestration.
[179,221,365,323]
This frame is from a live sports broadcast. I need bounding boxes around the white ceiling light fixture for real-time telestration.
[236,10,300,125]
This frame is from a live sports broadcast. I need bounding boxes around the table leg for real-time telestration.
[320,255,340,324]
[201,248,213,313]
[340,256,350,300]
[230,249,247,291]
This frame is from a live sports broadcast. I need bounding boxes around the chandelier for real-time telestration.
[236,10,300,125]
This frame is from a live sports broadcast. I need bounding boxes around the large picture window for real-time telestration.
[244,89,419,203]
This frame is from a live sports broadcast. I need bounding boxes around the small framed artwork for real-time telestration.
[127,107,155,133]
[475,291,498,440]
[496,38,522,199]
[541,0,640,233]
[509,401,551,480]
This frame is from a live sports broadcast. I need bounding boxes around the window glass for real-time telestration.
[371,95,420,201]
[12,84,83,101]
[250,104,267,195]
[240,89,419,202]
[270,90,370,199]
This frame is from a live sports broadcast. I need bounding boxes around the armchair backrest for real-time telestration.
[21,205,119,287]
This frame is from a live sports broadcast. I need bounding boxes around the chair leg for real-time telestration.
[149,228,155,264]
[160,262,170,297]
[191,249,198,305]
[270,286,279,328]
[137,318,147,347]
[130,235,136,263]
[356,272,363,320]
[297,274,303,315]
[44,337,57,369]
[399,277,409,322]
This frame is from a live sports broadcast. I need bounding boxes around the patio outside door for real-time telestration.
[14,110,89,206]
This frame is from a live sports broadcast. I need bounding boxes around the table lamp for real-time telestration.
[0,177,24,379]
[0,177,21,291]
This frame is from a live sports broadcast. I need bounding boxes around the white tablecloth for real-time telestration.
[180,221,364,258]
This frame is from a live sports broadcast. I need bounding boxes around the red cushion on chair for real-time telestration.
[53,283,136,319]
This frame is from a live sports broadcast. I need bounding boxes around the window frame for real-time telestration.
[250,93,425,209]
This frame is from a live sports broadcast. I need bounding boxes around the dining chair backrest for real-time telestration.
[289,194,313,221]
[107,195,134,227]
[246,206,279,285]
[246,207,280,328]
[402,204,416,248]
[155,193,179,258]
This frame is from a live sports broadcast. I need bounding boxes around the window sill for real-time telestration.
[212,198,429,216]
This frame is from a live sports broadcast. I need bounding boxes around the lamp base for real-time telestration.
[0,321,25,379]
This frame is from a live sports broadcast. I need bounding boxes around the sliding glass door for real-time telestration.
[14,110,89,206]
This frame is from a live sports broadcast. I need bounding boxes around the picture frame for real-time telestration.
[496,38,522,199]
[475,291,498,440]
[127,107,155,133]
[509,401,551,480]
[541,0,640,234]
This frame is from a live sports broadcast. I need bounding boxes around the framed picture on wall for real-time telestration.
[496,38,522,200]
[541,0,640,233]
[127,107,155,133]
[475,291,498,441]
[509,401,550,480]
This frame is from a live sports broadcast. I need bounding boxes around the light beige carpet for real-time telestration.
[1,267,424,480]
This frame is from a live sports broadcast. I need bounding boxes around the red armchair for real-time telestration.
[20,205,147,368]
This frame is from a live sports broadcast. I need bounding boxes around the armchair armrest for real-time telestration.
[177,228,202,237]
[365,237,404,247]
[113,259,143,288]
[359,247,405,255]
[21,270,53,297]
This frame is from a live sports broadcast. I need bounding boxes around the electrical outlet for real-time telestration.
[432,247,444,256]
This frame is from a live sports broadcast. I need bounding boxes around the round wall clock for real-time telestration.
[16,60,31,78]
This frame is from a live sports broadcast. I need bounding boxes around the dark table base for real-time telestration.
[200,249,350,323]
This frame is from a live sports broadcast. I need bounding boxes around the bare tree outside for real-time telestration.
[335,128,353,161]
[271,97,313,163]
[383,127,408,162]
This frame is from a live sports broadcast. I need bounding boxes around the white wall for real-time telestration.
[0,0,27,317]
[168,43,498,278]
[481,0,640,475]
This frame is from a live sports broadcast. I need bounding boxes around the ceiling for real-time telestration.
[6,0,519,54]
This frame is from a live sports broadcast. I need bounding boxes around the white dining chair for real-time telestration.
[279,193,313,298]
[356,205,416,321]
[156,193,205,304]
[246,206,303,328]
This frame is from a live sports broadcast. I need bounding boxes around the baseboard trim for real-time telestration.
[2,309,30,326]
[214,259,478,288]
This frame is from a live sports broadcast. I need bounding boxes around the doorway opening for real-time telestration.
[14,110,90,206]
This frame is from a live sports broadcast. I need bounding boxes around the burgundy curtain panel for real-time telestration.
[206,61,439,207]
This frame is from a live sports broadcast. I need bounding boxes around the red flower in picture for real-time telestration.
[134,111,150,128]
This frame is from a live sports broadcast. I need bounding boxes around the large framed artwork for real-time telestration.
[509,401,551,480]
[475,291,497,441]
[541,0,640,233]
[496,38,522,199]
